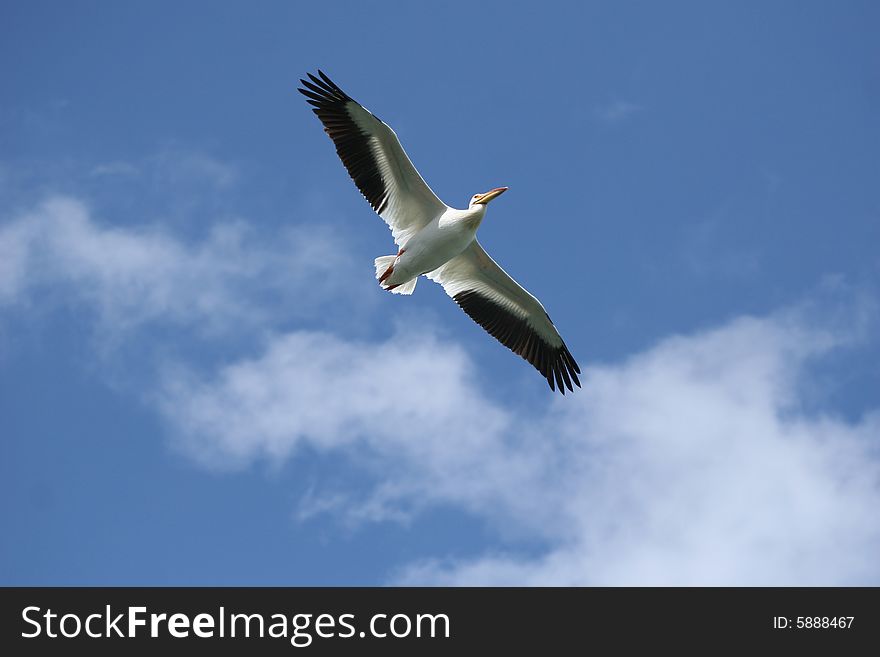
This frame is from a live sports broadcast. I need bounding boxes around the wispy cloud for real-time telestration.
[0,147,243,218]
[88,148,238,187]
[152,148,239,189]
[89,161,141,178]
[0,196,363,334]
[593,99,642,123]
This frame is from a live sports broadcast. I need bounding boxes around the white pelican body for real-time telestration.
[299,71,581,393]
[379,204,487,292]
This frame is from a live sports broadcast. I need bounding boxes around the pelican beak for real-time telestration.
[474,186,508,205]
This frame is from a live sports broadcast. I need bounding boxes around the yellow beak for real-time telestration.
[474,186,508,205]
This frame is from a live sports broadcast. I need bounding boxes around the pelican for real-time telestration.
[298,71,580,393]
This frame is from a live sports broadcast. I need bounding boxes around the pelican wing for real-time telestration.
[427,241,581,393]
[298,71,447,246]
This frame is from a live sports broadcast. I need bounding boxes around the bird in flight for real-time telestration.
[298,71,580,393]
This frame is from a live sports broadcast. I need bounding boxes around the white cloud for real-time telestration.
[397,314,880,585]
[159,326,516,504]
[159,303,880,585]
[4,196,878,585]
[0,196,363,333]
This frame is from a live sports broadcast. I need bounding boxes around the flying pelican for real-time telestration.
[298,71,580,393]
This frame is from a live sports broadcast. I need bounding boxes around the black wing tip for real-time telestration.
[453,289,582,395]
[298,70,350,103]
[547,360,581,395]
[297,70,389,216]
[317,70,337,88]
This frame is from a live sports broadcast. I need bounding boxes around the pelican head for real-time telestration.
[469,186,508,209]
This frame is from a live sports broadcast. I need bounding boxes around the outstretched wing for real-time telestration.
[427,241,581,393]
[298,71,447,247]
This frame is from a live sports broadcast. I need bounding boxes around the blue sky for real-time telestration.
[2,1,879,585]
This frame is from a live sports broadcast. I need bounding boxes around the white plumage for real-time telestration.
[298,71,580,393]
